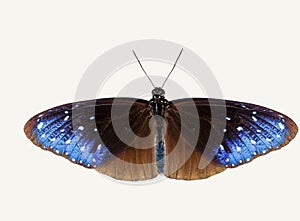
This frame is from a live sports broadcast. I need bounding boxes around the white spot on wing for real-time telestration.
[226,117,231,121]
[236,146,241,152]
[251,140,256,144]
[78,126,84,131]
[64,116,69,121]
[237,126,243,131]
[278,122,285,130]
[65,139,71,144]
[37,122,43,130]
[252,116,258,122]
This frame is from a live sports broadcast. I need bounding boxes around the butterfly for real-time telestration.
[24,49,298,181]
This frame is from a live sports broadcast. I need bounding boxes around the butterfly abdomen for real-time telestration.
[153,114,166,174]
[156,141,165,173]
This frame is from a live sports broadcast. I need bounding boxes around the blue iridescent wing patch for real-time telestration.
[25,99,114,168]
[212,100,298,167]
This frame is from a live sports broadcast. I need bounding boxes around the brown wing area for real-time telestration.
[95,98,158,181]
[163,100,226,180]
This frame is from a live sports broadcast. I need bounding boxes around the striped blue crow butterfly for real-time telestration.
[24,49,298,181]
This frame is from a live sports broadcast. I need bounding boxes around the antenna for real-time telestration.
[132,50,155,88]
[161,48,183,88]
[132,48,184,89]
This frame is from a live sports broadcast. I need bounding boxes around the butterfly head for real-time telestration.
[152,87,165,97]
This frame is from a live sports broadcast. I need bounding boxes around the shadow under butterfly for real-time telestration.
[24,49,298,181]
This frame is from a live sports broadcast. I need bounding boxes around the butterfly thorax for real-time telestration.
[149,87,169,117]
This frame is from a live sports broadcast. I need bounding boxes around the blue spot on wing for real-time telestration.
[25,102,111,168]
[214,103,297,167]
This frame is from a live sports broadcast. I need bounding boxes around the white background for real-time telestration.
[1,1,299,220]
